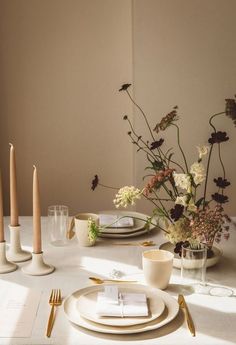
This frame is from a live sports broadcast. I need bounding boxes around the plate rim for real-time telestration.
[63,283,179,334]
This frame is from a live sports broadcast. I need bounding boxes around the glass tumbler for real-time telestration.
[181,244,207,289]
[48,205,69,246]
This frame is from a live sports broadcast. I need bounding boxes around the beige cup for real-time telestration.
[74,213,99,247]
[142,249,174,289]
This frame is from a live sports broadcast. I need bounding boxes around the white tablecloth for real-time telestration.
[1,216,236,345]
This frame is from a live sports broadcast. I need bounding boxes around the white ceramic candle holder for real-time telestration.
[0,241,18,273]
[7,225,32,262]
[21,252,55,276]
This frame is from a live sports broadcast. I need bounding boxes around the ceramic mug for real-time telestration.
[74,213,99,247]
[142,249,174,289]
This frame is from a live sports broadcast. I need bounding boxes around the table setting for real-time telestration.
[0,88,236,345]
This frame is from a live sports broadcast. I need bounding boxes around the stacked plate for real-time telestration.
[97,211,157,238]
[63,284,179,334]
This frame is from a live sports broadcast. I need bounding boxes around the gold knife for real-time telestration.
[178,294,196,336]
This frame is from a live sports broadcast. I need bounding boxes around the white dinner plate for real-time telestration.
[98,211,157,238]
[76,285,165,326]
[159,242,222,269]
[63,284,179,334]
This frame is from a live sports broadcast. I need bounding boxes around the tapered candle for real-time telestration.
[33,165,42,254]
[9,143,19,226]
[0,170,4,242]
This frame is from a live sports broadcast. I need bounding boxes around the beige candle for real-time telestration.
[33,165,42,254]
[0,170,4,242]
[9,143,19,226]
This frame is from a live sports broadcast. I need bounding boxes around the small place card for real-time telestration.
[104,285,119,304]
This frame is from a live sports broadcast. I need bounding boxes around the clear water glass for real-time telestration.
[181,244,207,289]
[48,205,69,246]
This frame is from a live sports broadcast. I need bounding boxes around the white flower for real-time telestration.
[187,199,197,213]
[175,195,188,207]
[190,162,205,185]
[165,219,191,244]
[173,172,191,192]
[197,145,209,159]
[113,186,142,208]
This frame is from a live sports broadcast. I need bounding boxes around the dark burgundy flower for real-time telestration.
[213,177,230,189]
[208,131,229,144]
[91,175,99,191]
[150,138,164,150]
[212,193,229,204]
[170,204,184,221]
[154,108,179,133]
[119,83,131,92]
[174,241,190,256]
[225,98,236,126]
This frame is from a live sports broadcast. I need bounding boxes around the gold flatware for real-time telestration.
[110,240,156,247]
[89,276,137,284]
[178,294,195,337]
[46,289,62,337]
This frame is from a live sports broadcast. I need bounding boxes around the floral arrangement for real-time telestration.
[92,84,236,253]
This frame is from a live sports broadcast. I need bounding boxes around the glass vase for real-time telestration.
[181,244,207,291]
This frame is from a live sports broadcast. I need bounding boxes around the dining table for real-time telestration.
[0,216,236,345]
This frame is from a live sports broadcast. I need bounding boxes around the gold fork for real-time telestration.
[46,289,62,337]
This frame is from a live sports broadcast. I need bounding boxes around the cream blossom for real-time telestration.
[197,145,210,159]
[165,219,192,244]
[187,199,197,213]
[113,186,142,208]
[175,195,188,207]
[190,162,205,185]
[173,172,191,192]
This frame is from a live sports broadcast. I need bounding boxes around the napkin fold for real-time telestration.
[96,288,148,317]
[99,214,134,228]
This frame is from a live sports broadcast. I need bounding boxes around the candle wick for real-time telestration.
[33,165,36,170]
[9,143,13,148]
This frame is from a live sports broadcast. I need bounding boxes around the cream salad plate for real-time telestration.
[98,211,158,238]
[63,284,179,334]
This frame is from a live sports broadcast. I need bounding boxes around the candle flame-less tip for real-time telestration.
[9,143,13,148]
[33,165,36,170]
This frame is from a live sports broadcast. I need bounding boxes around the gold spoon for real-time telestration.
[89,276,137,284]
[110,240,156,247]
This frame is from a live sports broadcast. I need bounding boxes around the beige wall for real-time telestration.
[133,0,236,216]
[1,0,236,216]
[0,0,133,215]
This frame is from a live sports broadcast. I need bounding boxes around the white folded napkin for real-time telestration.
[99,214,134,228]
[96,286,148,317]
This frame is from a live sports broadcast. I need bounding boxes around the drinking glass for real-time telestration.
[181,244,207,290]
[48,205,69,246]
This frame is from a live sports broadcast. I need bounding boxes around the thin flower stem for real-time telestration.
[142,193,171,222]
[160,148,185,172]
[149,197,173,202]
[98,183,119,190]
[127,120,161,161]
[171,123,189,172]
[126,90,156,141]
[162,181,176,200]
[203,144,214,208]
[218,143,226,197]
[150,189,172,221]
[209,112,225,132]
[203,111,225,208]
[218,143,226,179]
